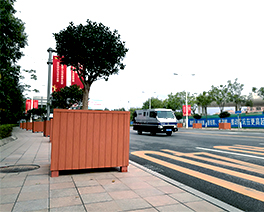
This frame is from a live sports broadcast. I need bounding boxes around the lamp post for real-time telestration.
[47,48,55,120]
[173,73,195,129]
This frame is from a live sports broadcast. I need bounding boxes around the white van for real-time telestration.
[132,108,178,136]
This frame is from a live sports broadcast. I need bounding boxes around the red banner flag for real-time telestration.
[71,66,84,89]
[183,105,191,116]
[33,100,38,109]
[25,99,31,113]
[52,56,67,92]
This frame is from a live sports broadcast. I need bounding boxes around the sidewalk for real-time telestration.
[0,127,242,212]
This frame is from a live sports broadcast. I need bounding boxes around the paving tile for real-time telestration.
[0,193,18,204]
[74,179,100,187]
[108,190,140,200]
[169,192,202,203]
[97,178,121,185]
[129,208,158,212]
[103,182,130,192]
[157,203,193,212]
[12,198,48,212]
[50,196,82,208]
[78,185,105,194]
[50,204,86,212]
[85,200,122,211]
[146,180,171,187]
[125,181,153,190]
[157,185,185,194]
[144,194,179,207]
[0,179,25,188]
[49,176,72,184]
[17,190,48,201]
[134,187,164,197]
[81,192,112,204]
[0,203,13,212]
[24,178,49,186]
[50,187,79,198]
[0,187,21,195]
[115,197,152,211]
[50,182,75,190]
[21,184,48,193]
[185,200,225,212]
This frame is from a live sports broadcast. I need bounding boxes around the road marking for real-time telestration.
[178,131,263,139]
[163,150,264,175]
[215,145,264,155]
[196,147,264,160]
[132,150,264,202]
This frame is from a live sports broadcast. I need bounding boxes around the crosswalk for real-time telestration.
[132,145,264,202]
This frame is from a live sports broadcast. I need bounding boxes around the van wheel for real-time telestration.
[166,132,172,136]
[138,130,142,135]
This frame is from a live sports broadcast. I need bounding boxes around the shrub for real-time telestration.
[175,112,183,120]
[219,111,231,119]
[0,124,14,139]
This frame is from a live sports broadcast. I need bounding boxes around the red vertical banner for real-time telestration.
[183,105,191,116]
[52,56,67,92]
[33,100,38,109]
[71,66,84,89]
[25,99,31,113]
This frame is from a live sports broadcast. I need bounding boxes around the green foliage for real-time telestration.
[0,124,15,139]
[53,20,128,110]
[227,78,245,111]
[210,84,230,113]
[252,87,264,100]
[175,112,183,120]
[51,85,83,109]
[142,98,164,109]
[26,107,47,120]
[193,114,202,120]
[219,111,231,119]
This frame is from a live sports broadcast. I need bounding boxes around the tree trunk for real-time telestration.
[82,83,91,110]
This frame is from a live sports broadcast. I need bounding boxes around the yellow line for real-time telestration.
[162,149,264,175]
[132,150,264,202]
[178,131,263,139]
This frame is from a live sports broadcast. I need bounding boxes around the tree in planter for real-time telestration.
[219,111,231,122]
[227,78,246,111]
[210,84,230,118]
[51,85,83,109]
[53,20,128,110]
[175,112,183,121]
[196,91,213,127]
[193,114,202,123]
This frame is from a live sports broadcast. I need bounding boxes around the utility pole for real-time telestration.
[47,48,55,120]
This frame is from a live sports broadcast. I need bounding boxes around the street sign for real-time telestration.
[235,111,242,114]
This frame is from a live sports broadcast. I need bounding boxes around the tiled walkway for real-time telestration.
[0,127,242,211]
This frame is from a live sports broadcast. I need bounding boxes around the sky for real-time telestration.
[14,0,264,112]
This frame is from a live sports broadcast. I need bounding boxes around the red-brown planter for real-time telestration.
[22,122,26,129]
[32,121,44,133]
[177,123,183,128]
[43,120,51,137]
[26,122,32,131]
[50,109,130,177]
[193,123,202,129]
[219,123,231,130]
[20,123,22,128]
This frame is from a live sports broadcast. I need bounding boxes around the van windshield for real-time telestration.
[156,111,175,119]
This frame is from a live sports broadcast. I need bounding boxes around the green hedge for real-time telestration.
[0,124,15,139]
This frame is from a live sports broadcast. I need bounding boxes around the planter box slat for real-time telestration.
[32,121,44,133]
[51,109,130,177]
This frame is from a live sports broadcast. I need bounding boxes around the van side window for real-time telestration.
[150,111,157,118]
[143,112,146,116]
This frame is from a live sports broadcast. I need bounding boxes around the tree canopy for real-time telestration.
[53,20,128,110]
[0,0,28,124]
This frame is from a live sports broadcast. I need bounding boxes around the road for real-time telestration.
[129,128,264,211]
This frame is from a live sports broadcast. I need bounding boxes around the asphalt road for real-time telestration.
[129,128,264,212]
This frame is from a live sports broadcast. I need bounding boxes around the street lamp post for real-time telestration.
[47,48,55,121]
[173,73,195,129]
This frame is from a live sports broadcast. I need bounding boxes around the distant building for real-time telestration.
[246,106,264,113]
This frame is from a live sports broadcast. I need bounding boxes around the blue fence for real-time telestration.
[188,115,264,128]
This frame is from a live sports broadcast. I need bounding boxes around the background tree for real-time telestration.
[163,92,183,111]
[210,84,230,115]
[54,20,128,110]
[227,78,245,111]
[51,85,83,109]
[252,87,264,100]
[142,97,164,109]
[196,91,213,127]
[0,0,28,124]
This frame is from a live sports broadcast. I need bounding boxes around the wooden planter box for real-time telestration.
[177,123,183,128]
[22,122,26,129]
[20,123,22,128]
[43,120,51,137]
[50,109,130,177]
[193,123,202,129]
[26,122,32,131]
[219,123,231,130]
[32,121,44,133]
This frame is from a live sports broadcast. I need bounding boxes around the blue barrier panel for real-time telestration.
[188,115,264,128]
